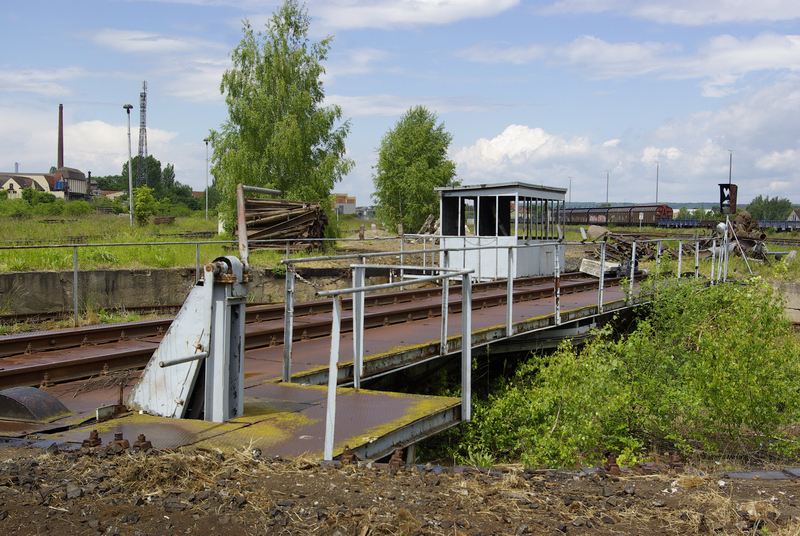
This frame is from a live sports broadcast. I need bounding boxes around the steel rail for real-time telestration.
[0,274,627,390]
[0,272,590,358]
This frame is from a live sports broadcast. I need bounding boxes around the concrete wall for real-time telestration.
[774,282,800,323]
[0,268,389,315]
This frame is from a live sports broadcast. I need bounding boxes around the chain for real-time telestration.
[286,263,352,289]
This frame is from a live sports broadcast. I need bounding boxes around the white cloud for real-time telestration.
[0,68,91,97]
[460,32,800,97]
[540,0,800,25]
[88,29,226,55]
[453,125,593,177]
[312,0,520,30]
[451,82,800,203]
[328,94,506,117]
[457,44,546,64]
[756,149,798,171]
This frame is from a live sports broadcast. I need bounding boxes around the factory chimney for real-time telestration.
[57,104,64,169]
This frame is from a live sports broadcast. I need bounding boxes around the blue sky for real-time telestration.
[2,0,800,206]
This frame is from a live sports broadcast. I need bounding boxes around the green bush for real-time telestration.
[32,200,65,216]
[0,198,32,218]
[64,200,94,216]
[452,277,800,467]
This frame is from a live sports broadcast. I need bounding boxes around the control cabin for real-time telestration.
[436,182,566,280]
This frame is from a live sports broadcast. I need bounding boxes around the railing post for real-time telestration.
[506,247,514,337]
[282,266,295,383]
[461,273,472,422]
[353,259,365,389]
[73,245,79,328]
[598,241,606,314]
[324,295,342,461]
[441,251,450,355]
[400,235,405,281]
[677,240,683,279]
[554,246,561,325]
[711,239,717,284]
[628,241,637,300]
[194,243,200,282]
[694,239,700,279]
[655,240,662,278]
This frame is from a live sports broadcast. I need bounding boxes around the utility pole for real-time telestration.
[204,138,209,221]
[568,176,572,204]
[728,149,733,185]
[655,160,660,205]
[605,170,610,205]
[124,104,134,227]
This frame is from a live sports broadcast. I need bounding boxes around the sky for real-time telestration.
[2,0,800,207]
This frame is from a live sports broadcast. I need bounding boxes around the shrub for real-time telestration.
[64,200,94,216]
[453,277,800,467]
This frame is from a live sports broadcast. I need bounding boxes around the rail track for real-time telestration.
[0,272,618,390]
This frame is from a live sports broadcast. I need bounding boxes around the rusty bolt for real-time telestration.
[119,330,127,341]
[133,434,153,452]
[340,445,356,466]
[25,343,34,355]
[40,373,54,389]
[604,454,621,476]
[388,448,404,470]
[82,429,102,448]
[81,336,91,347]
[112,432,130,449]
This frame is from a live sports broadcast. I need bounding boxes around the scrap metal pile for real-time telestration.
[583,211,786,269]
[235,196,328,251]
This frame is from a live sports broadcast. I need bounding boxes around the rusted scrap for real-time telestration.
[388,448,405,470]
[235,196,328,250]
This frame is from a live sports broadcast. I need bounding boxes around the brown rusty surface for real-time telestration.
[245,280,631,386]
[0,386,70,423]
[41,381,457,459]
[0,340,158,390]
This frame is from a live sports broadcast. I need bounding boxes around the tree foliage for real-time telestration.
[747,195,794,220]
[372,106,458,233]
[210,0,353,230]
[133,186,157,226]
[454,277,800,468]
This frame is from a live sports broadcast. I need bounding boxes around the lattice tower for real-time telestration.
[136,81,148,187]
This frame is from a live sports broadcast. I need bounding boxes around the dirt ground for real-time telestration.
[2,443,800,536]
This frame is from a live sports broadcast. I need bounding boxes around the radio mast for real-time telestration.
[136,81,148,187]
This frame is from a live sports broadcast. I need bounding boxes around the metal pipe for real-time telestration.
[598,241,606,314]
[506,247,514,337]
[317,269,474,298]
[440,251,450,354]
[461,273,472,422]
[353,262,365,389]
[283,268,295,383]
[554,247,561,325]
[242,185,281,196]
[324,295,342,461]
[629,241,637,300]
[73,246,79,328]
[677,240,682,279]
[159,351,208,368]
[236,183,248,268]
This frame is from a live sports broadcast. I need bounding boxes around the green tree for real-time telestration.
[123,155,163,193]
[372,106,458,232]
[747,195,793,220]
[133,186,157,225]
[210,0,354,231]
[675,206,691,219]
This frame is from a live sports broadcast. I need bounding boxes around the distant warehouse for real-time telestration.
[0,167,98,201]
